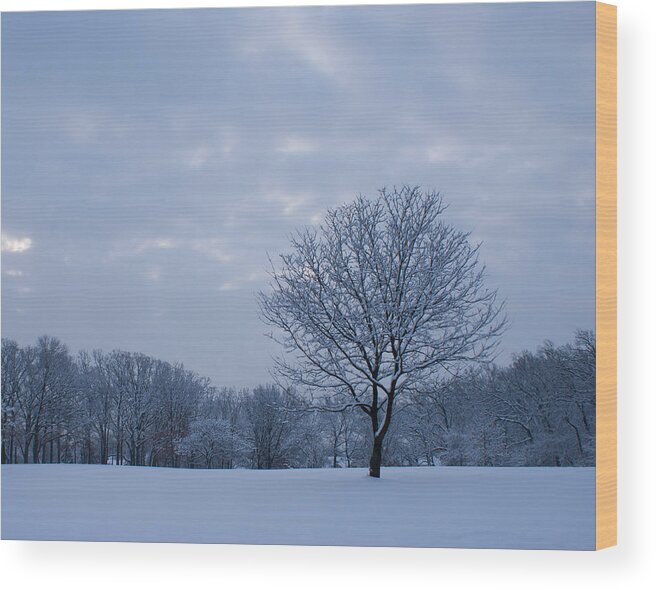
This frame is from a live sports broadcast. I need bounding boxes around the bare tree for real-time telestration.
[1,339,28,464]
[78,350,113,465]
[177,417,236,469]
[243,385,305,469]
[150,362,208,467]
[486,333,596,466]
[259,186,505,477]
[324,407,358,468]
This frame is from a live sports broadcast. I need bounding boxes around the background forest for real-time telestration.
[1,330,595,469]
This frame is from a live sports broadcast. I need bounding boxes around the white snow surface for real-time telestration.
[1,464,595,549]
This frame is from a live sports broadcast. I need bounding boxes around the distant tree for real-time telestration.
[177,417,236,469]
[7,337,77,463]
[260,186,505,477]
[544,330,596,462]
[243,385,305,469]
[486,333,596,466]
[2,329,593,469]
[105,352,157,466]
[78,350,113,465]
[150,362,209,467]
[395,381,454,466]
[1,339,28,464]
[323,407,364,468]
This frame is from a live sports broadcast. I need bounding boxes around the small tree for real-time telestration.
[260,186,505,477]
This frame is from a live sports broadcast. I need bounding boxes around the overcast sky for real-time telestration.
[1,3,596,387]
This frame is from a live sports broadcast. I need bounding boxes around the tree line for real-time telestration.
[1,330,594,468]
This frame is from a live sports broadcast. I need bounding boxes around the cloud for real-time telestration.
[240,11,356,86]
[191,239,233,263]
[218,281,237,292]
[265,191,309,216]
[180,130,238,170]
[3,269,24,277]
[1,234,32,253]
[105,237,177,262]
[109,238,178,259]
[146,267,162,282]
[219,270,266,292]
[426,143,459,163]
[276,135,317,155]
[136,238,176,252]
[108,236,236,265]
[184,145,211,169]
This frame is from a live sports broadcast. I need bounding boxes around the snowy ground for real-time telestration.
[1,465,595,549]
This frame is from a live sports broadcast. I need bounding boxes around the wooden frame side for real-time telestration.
[595,1,617,551]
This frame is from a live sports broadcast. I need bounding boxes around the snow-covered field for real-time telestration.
[1,465,595,549]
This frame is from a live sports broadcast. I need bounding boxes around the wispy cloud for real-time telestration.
[136,238,176,252]
[309,212,323,225]
[1,234,32,253]
[146,267,162,282]
[108,236,235,265]
[191,239,233,263]
[240,11,357,86]
[276,135,317,155]
[107,238,176,260]
[219,270,266,292]
[265,191,310,216]
[184,145,212,169]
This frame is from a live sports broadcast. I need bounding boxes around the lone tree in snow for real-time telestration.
[259,186,505,477]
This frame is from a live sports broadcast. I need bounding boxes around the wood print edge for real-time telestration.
[595,1,617,551]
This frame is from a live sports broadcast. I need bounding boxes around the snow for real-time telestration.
[1,465,595,549]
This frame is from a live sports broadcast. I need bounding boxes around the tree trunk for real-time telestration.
[32,434,41,464]
[99,432,107,465]
[369,437,383,478]
[367,381,395,478]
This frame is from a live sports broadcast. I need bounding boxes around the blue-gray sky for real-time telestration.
[1,3,596,387]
